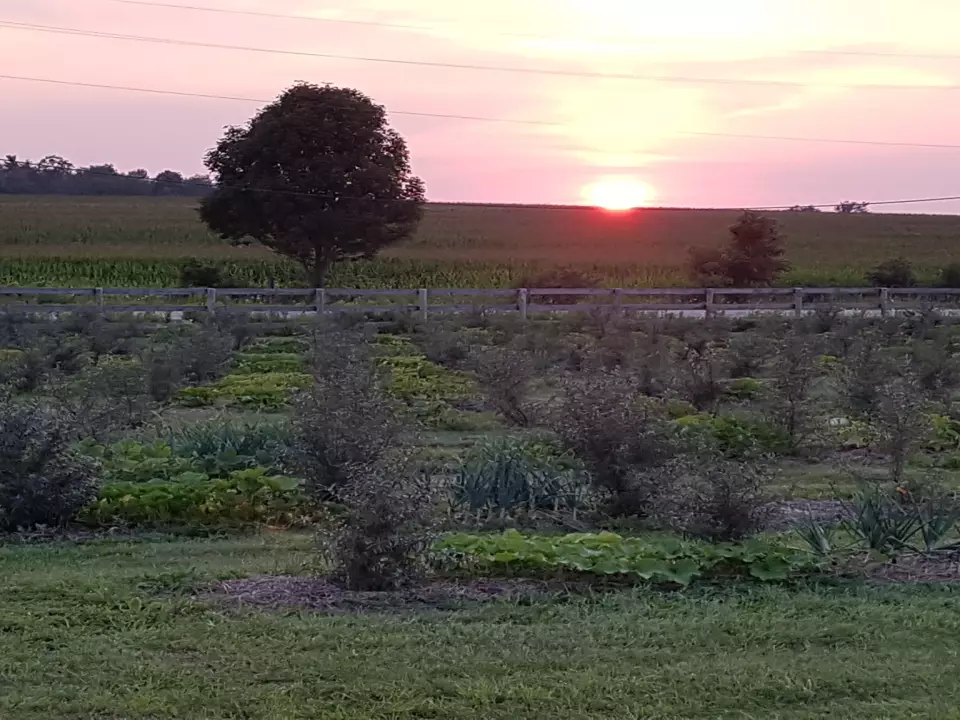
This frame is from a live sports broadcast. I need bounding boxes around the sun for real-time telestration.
[581,176,655,211]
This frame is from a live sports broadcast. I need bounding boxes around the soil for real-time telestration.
[870,552,960,584]
[206,575,560,613]
[763,499,846,531]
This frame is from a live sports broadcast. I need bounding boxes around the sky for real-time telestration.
[2,0,960,211]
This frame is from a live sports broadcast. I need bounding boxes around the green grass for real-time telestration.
[2,196,958,288]
[3,533,960,718]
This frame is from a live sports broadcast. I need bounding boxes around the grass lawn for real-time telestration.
[3,533,960,719]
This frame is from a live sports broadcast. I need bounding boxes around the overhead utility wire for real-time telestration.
[2,19,960,91]
[4,159,958,211]
[107,0,960,61]
[3,73,959,151]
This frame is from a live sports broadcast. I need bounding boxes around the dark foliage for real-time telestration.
[688,211,789,287]
[291,342,405,497]
[867,257,915,288]
[179,260,238,289]
[938,262,960,289]
[318,455,436,591]
[545,372,674,514]
[200,83,426,286]
[516,268,600,306]
[469,347,538,426]
[0,399,99,531]
[835,201,870,214]
[0,154,210,196]
[651,456,774,542]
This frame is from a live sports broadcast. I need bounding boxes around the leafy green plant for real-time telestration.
[232,352,306,375]
[453,437,590,514]
[174,372,312,410]
[167,420,290,475]
[928,414,960,453]
[672,415,790,458]
[79,468,309,527]
[436,530,818,587]
[840,484,960,556]
[724,377,764,401]
[377,354,474,404]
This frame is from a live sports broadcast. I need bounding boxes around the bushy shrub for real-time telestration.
[292,345,406,498]
[667,344,731,412]
[938,263,960,289]
[453,437,589,514]
[0,400,99,531]
[545,372,674,514]
[516,268,600,306]
[179,259,237,288]
[469,347,538,427]
[765,335,823,450]
[319,455,437,591]
[872,369,931,483]
[62,357,154,440]
[867,257,915,288]
[651,455,775,542]
[726,331,776,378]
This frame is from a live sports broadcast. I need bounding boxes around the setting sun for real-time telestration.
[581,176,655,211]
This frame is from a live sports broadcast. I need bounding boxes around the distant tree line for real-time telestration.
[0,155,212,197]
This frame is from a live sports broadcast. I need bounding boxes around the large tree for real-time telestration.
[199,83,426,286]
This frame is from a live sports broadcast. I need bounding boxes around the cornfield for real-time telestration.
[0,195,957,288]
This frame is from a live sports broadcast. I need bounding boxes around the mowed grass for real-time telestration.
[2,196,960,287]
[3,533,960,719]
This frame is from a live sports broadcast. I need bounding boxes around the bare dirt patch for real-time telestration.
[871,552,960,584]
[207,575,558,613]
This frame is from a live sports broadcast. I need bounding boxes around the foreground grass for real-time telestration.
[3,534,960,718]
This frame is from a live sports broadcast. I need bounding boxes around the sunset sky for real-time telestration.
[2,0,959,210]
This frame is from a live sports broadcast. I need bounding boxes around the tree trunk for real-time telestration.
[306,257,334,288]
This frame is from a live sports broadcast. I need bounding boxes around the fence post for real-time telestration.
[793,287,804,317]
[704,288,715,318]
[879,287,891,317]
[613,288,623,315]
[206,287,217,316]
[94,287,104,315]
[314,288,326,317]
[419,288,429,323]
[518,288,529,321]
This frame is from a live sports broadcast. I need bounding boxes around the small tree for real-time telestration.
[867,257,915,288]
[835,201,870,214]
[689,211,789,287]
[200,83,426,286]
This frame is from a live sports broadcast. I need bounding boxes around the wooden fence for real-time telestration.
[2,286,960,319]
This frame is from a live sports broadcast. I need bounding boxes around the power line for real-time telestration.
[3,19,960,91]
[108,0,960,62]
[3,158,958,212]
[4,73,960,151]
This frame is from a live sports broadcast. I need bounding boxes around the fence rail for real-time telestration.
[0,286,958,319]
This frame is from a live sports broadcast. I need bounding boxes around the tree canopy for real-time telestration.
[689,211,789,287]
[0,155,210,196]
[199,83,426,286]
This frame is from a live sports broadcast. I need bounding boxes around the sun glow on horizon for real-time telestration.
[581,176,655,211]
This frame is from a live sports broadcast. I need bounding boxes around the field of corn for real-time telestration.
[1,196,959,288]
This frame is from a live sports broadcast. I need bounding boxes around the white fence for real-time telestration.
[1,286,959,319]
